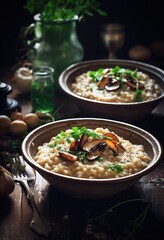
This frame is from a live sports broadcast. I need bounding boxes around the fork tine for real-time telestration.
[10,154,18,177]
[10,154,27,182]
[11,153,26,177]
[15,154,26,175]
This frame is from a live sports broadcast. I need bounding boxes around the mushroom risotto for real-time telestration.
[71,66,161,103]
[34,127,150,179]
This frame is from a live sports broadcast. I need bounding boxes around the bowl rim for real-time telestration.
[22,117,162,183]
[59,59,164,106]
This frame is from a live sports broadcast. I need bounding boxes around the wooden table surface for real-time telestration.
[0,71,164,240]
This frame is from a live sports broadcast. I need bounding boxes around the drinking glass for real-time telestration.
[31,66,55,113]
[101,23,125,59]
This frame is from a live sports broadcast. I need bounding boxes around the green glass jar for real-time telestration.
[24,14,84,90]
[31,66,55,113]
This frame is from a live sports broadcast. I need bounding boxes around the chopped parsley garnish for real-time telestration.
[98,158,123,173]
[110,66,139,78]
[48,130,72,148]
[89,66,142,84]
[88,66,146,102]
[48,127,124,174]
[134,89,143,102]
[70,126,102,140]
[48,126,102,148]
[108,164,123,173]
[89,68,104,82]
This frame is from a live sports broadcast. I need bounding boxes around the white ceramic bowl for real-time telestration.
[59,59,164,122]
[22,118,162,199]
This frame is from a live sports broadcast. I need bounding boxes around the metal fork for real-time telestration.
[11,153,52,236]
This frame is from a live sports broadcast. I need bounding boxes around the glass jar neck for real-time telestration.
[34,13,79,24]
[33,66,54,78]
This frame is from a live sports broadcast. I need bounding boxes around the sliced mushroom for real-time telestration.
[97,76,110,89]
[86,148,102,161]
[126,77,144,90]
[116,142,125,152]
[97,142,107,151]
[79,134,88,149]
[70,140,79,151]
[82,139,106,152]
[104,132,119,142]
[104,139,118,155]
[104,132,125,153]
[105,78,121,91]
[59,151,78,162]
[102,68,110,75]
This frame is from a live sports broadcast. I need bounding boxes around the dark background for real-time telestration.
[0,0,163,72]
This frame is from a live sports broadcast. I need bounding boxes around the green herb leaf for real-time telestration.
[24,0,107,21]
[110,66,139,79]
[108,164,123,173]
[134,89,143,102]
[89,68,104,82]
[48,126,102,148]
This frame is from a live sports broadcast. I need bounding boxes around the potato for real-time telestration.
[9,120,28,136]
[23,113,39,128]
[0,115,11,136]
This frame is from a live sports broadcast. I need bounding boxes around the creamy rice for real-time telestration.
[71,66,161,103]
[34,127,150,179]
